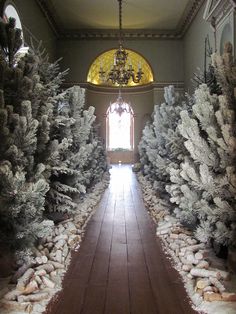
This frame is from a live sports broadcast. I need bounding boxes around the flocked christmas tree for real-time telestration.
[0,19,53,250]
[167,44,236,248]
[0,17,108,252]
[46,86,107,214]
[139,42,236,249]
[138,85,187,196]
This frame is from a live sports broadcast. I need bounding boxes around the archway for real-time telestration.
[4,3,29,59]
[87,48,154,87]
[106,99,134,164]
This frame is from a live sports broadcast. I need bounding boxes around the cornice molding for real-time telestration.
[59,29,181,40]
[177,0,206,35]
[36,0,61,38]
[36,0,206,40]
[203,0,236,27]
[61,82,184,93]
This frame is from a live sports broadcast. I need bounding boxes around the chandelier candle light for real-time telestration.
[99,0,143,85]
[107,89,133,116]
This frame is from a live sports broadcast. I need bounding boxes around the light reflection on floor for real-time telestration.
[109,164,133,192]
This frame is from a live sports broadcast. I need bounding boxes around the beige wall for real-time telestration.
[57,38,184,160]
[2,0,56,59]
[3,0,224,161]
[56,39,184,84]
[183,0,236,93]
[183,1,214,93]
[86,87,154,162]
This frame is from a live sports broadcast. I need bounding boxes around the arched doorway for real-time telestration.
[106,94,134,164]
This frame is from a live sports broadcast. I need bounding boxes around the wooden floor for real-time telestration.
[46,165,197,314]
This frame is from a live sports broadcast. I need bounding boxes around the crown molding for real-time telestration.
[203,0,236,27]
[177,0,206,35]
[61,82,184,93]
[59,29,181,40]
[36,0,205,40]
[36,0,61,37]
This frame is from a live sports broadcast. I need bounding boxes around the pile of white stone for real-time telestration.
[138,174,236,312]
[0,174,110,314]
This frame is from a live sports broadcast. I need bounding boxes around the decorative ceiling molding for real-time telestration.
[61,81,184,93]
[203,0,236,27]
[36,0,206,40]
[36,0,61,38]
[59,29,181,40]
[177,0,206,35]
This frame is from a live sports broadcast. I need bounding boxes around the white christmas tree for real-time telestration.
[0,18,108,251]
[166,44,236,247]
[139,86,186,195]
[46,86,108,214]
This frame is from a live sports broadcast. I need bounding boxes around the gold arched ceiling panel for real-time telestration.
[87,49,154,87]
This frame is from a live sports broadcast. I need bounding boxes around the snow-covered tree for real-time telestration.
[166,44,236,248]
[138,86,187,195]
[139,42,236,249]
[0,18,108,251]
[0,58,52,249]
[46,86,107,214]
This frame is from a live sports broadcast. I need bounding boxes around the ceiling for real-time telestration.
[36,0,205,39]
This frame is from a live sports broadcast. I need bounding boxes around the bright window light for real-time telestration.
[107,102,134,150]
[4,4,29,58]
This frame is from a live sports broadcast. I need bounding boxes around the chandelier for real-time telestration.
[108,89,133,116]
[99,0,143,85]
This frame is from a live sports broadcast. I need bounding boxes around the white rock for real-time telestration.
[54,234,68,242]
[41,255,48,264]
[23,280,38,294]
[42,276,55,289]
[35,275,42,285]
[38,244,44,251]
[50,271,57,277]
[36,263,54,273]
[182,264,192,272]
[49,261,65,269]
[68,234,80,247]
[55,250,62,263]
[16,268,35,291]
[55,239,65,249]
[62,243,69,257]
[35,269,47,277]
[187,273,193,279]
[196,260,209,269]
[170,233,179,239]
[66,222,77,234]
[46,242,54,249]
[35,256,43,265]
[4,289,22,301]
[17,292,49,303]
[195,252,204,260]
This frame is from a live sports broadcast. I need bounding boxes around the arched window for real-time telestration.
[4,4,29,58]
[4,4,22,29]
[87,49,154,87]
[106,98,134,151]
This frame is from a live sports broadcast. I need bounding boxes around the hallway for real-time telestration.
[46,165,196,314]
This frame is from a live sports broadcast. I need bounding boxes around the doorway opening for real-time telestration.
[106,100,134,163]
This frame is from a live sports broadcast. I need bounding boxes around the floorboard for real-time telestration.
[45,165,197,314]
